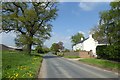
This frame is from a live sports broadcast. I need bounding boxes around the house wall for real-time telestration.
[72,35,98,57]
[79,51,94,58]
[73,43,83,51]
[62,51,94,58]
[73,46,76,51]
[83,38,97,56]
[63,52,79,57]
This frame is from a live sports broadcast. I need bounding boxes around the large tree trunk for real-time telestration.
[27,43,32,55]
[27,33,33,55]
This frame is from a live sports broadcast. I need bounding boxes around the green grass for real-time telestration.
[64,56,80,58]
[79,58,120,72]
[2,50,43,79]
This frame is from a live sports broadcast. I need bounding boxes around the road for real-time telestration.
[38,52,119,78]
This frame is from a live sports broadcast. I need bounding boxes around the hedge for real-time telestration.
[96,45,120,62]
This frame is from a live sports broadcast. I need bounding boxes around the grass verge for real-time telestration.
[64,56,80,58]
[79,58,120,73]
[2,50,43,79]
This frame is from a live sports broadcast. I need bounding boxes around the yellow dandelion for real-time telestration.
[16,73,19,77]
[29,73,32,77]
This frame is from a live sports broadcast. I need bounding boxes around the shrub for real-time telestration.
[96,45,120,62]
[35,46,44,54]
[105,45,119,61]
[57,52,64,57]
[96,45,107,59]
[35,46,50,54]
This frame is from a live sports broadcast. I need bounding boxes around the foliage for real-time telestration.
[96,45,120,61]
[35,46,44,53]
[50,43,59,53]
[71,32,84,45]
[35,46,50,54]
[91,2,120,60]
[42,47,50,53]
[57,52,64,57]
[2,51,42,78]
[96,45,108,59]
[79,58,120,72]
[50,41,64,53]
[57,41,64,51]
[90,25,106,43]
[2,2,58,54]
[91,2,120,45]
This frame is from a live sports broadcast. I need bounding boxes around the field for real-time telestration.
[2,50,43,79]
[79,58,120,73]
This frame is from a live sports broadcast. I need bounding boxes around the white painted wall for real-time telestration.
[72,34,98,57]
[83,37,97,56]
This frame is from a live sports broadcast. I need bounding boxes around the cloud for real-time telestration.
[0,31,16,47]
[78,2,98,11]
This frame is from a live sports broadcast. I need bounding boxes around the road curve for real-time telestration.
[38,52,119,78]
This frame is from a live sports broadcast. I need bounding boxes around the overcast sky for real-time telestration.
[0,2,111,49]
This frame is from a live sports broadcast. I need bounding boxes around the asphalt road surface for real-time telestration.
[38,52,119,78]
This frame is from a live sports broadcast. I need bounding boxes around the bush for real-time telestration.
[96,45,120,61]
[105,45,119,61]
[35,46,44,54]
[57,52,64,57]
[96,45,107,59]
[35,46,50,54]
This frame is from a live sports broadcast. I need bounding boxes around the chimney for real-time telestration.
[81,37,83,41]
[89,34,92,38]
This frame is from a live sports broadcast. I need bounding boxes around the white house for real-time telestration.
[73,34,98,57]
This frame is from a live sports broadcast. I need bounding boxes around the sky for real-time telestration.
[0,2,111,49]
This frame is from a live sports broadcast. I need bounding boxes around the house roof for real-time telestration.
[77,38,89,43]
[72,38,89,46]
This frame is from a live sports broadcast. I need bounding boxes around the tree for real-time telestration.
[90,25,107,43]
[91,2,120,45]
[2,2,58,54]
[71,32,84,45]
[58,41,64,51]
[91,1,120,61]
[50,43,59,53]
[50,41,64,53]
